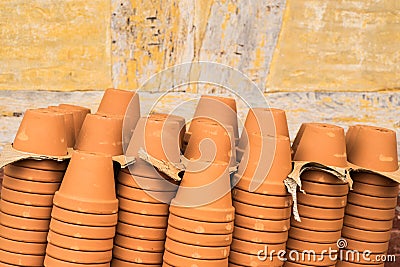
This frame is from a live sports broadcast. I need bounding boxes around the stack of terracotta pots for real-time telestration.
[229,108,292,267]
[111,114,184,266]
[44,150,118,266]
[285,123,350,267]
[0,109,71,266]
[336,125,399,267]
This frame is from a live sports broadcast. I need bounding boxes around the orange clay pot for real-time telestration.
[163,249,228,266]
[290,217,343,232]
[292,123,347,167]
[0,237,46,255]
[230,239,286,255]
[149,113,187,151]
[232,188,292,208]
[341,226,391,243]
[0,211,50,231]
[300,170,347,185]
[297,203,345,220]
[300,179,349,197]
[118,210,168,228]
[0,250,44,266]
[0,224,47,243]
[2,175,60,194]
[114,234,165,252]
[285,262,335,267]
[53,150,118,214]
[229,251,284,267]
[345,203,395,221]
[50,218,115,240]
[336,261,384,267]
[233,200,291,220]
[346,125,398,172]
[13,159,67,172]
[117,183,176,204]
[74,114,123,156]
[297,192,347,208]
[170,161,234,223]
[351,172,398,187]
[51,205,118,227]
[344,238,389,253]
[118,170,178,192]
[167,213,234,235]
[347,191,398,209]
[286,255,336,267]
[0,199,52,219]
[234,214,290,232]
[288,226,341,243]
[233,226,288,244]
[4,164,64,182]
[111,258,160,267]
[47,106,76,147]
[343,215,393,231]
[1,187,54,207]
[116,222,166,241]
[118,196,169,216]
[47,230,113,252]
[166,225,232,247]
[191,95,239,141]
[13,108,68,156]
[112,245,163,264]
[286,239,337,253]
[57,104,91,139]
[351,181,398,198]
[164,238,230,260]
[46,243,112,264]
[44,255,109,267]
[97,88,139,117]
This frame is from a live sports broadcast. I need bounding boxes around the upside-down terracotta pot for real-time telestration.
[112,245,163,265]
[0,211,50,231]
[233,225,288,244]
[341,225,391,243]
[2,175,60,194]
[114,234,165,252]
[347,191,397,209]
[235,214,291,232]
[117,209,168,229]
[0,224,47,243]
[233,200,291,220]
[0,199,52,219]
[164,238,230,260]
[0,249,45,266]
[47,106,76,147]
[166,225,232,247]
[44,255,109,267]
[150,113,187,151]
[45,243,112,264]
[4,163,64,182]
[47,230,114,252]
[290,216,343,232]
[229,250,284,267]
[49,218,116,240]
[13,158,68,171]
[97,88,139,117]
[58,104,91,135]
[116,221,166,241]
[297,191,347,208]
[1,186,54,207]
[343,214,393,231]
[51,205,118,227]
[288,226,341,243]
[118,170,177,192]
[232,188,292,208]
[163,249,228,267]
[13,108,68,156]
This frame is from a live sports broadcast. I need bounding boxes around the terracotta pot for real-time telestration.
[341,226,391,243]
[351,172,398,187]
[288,226,341,243]
[163,249,228,267]
[167,212,234,234]
[2,175,60,194]
[117,183,176,204]
[5,164,64,182]
[230,239,286,255]
[53,150,118,214]
[286,255,337,266]
[345,203,395,220]
[346,125,398,172]
[343,215,393,231]
[233,226,288,244]
[164,237,230,260]
[347,191,398,209]
[292,123,347,167]
[118,170,178,192]
[233,174,289,196]
[74,114,123,156]
[97,88,139,117]
[0,211,50,231]
[149,113,187,151]
[300,170,348,185]
[47,230,113,252]
[57,104,91,139]
[1,186,54,207]
[1,199,52,219]
[285,262,335,267]
[51,205,118,227]
[297,192,347,208]
[0,237,46,255]
[13,109,68,156]
[118,210,168,229]
[47,106,76,147]
[235,214,290,232]
[290,216,343,232]
[297,203,345,220]
[351,181,398,198]
[111,258,157,267]
[336,261,384,267]
[0,224,47,243]
[233,200,291,220]
[13,159,68,172]
[49,218,116,239]
[114,234,165,252]
[344,237,389,253]
[0,249,44,266]
[118,196,169,216]
[44,255,109,267]
[229,250,283,267]
[166,225,232,247]
[46,243,112,264]
[232,188,292,208]
[112,245,163,264]
[300,179,349,197]
[191,95,239,141]
[116,221,166,241]
[286,238,337,253]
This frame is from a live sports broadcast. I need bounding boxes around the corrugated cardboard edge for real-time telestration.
[347,162,400,184]
[0,143,135,169]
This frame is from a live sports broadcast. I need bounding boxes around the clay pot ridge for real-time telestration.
[13,108,68,156]
[166,226,232,247]
[13,159,67,172]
